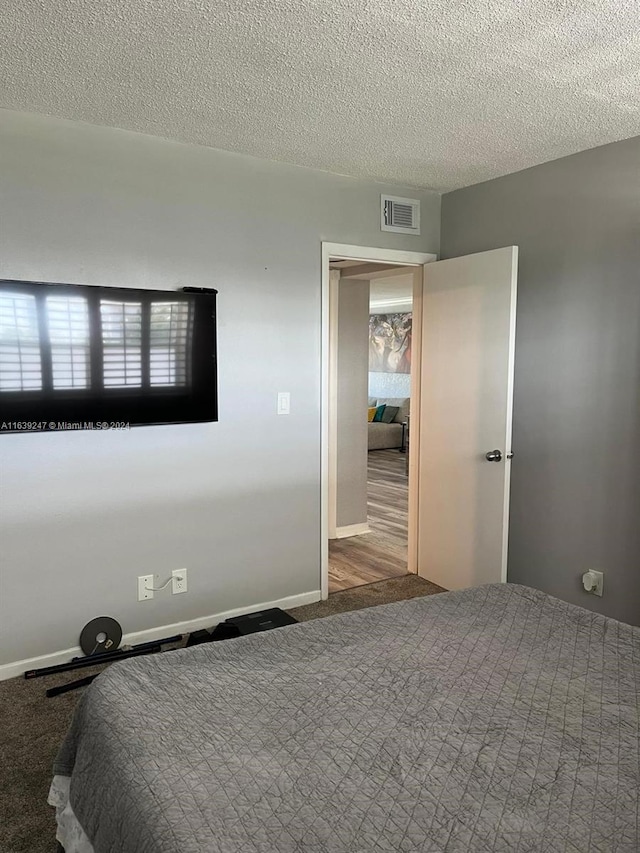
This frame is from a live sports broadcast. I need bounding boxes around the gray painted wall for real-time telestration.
[0,109,440,666]
[441,137,640,626]
[336,280,370,529]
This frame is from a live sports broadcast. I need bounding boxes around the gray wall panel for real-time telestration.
[336,280,370,529]
[441,137,640,625]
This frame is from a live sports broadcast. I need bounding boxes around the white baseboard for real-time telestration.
[0,589,322,682]
[334,523,371,539]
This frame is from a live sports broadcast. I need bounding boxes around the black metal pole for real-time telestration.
[69,634,181,662]
[24,634,182,679]
[25,644,163,679]
[46,674,99,697]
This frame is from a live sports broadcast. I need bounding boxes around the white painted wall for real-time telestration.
[369,273,414,314]
[0,109,440,667]
[369,371,411,400]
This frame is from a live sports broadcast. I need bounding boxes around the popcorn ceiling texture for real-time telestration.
[1,0,639,191]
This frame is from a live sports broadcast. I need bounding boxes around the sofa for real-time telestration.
[368,397,410,451]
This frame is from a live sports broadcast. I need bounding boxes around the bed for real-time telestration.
[50,584,640,852]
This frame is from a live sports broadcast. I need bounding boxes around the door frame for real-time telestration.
[321,243,438,599]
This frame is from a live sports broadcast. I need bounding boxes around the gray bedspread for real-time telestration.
[55,584,640,852]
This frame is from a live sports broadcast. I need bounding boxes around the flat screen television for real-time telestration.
[0,280,218,433]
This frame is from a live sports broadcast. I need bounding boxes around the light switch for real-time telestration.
[277,392,290,415]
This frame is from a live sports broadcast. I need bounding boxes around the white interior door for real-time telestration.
[418,246,518,590]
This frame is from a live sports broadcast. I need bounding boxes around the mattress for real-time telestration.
[53,584,640,852]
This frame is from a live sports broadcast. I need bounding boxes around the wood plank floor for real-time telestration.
[329,449,408,593]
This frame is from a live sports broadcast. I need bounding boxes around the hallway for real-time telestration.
[328,449,408,593]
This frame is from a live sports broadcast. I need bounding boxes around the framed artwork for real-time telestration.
[369,313,412,374]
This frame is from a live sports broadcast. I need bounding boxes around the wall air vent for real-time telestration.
[381,195,420,235]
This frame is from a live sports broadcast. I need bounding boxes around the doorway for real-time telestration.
[322,243,518,600]
[321,243,437,599]
[328,261,417,593]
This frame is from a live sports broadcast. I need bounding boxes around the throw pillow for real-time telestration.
[373,404,387,422]
[367,407,377,422]
[380,405,399,423]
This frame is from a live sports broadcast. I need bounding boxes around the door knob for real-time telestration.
[485,449,502,462]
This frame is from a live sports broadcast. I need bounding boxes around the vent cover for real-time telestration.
[381,195,420,235]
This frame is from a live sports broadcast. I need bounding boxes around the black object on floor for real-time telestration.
[185,623,239,646]
[226,607,298,635]
[185,607,297,647]
[26,634,183,680]
[46,674,99,698]
[79,616,123,656]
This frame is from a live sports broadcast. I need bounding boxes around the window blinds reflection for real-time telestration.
[0,292,43,391]
[0,292,195,395]
[47,295,90,389]
[100,301,143,387]
[99,300,192,388]
[149,301,192,387]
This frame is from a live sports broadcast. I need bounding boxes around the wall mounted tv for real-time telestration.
[0,280,218,433]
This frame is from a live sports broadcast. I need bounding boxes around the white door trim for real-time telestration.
[407,265,424,575]
[327,270,340,539]
[321,242,438,600]
[501,247,519,583]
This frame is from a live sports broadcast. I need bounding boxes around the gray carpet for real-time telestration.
[0,575,443,853]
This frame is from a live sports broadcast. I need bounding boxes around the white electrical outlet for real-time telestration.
[172,568,188,594]
[582,570,604,597]
[138,574,154,601]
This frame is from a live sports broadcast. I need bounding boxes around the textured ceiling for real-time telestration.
[1,0,639,190]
